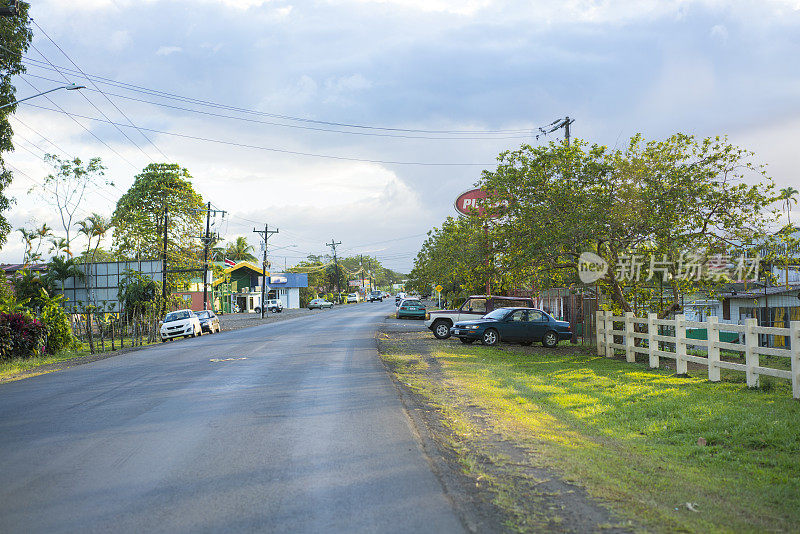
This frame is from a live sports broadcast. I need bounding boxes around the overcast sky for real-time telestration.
[2,0,799,272]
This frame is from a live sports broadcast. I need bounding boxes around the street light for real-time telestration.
[0,83,85,110]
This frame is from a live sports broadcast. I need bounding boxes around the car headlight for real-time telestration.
[467,325,480,330]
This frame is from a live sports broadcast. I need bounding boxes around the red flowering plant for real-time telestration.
[0,312,46,361]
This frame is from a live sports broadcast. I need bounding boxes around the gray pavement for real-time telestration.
[0,301,464,533]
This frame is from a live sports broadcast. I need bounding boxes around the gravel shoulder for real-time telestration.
[378,315,633,533]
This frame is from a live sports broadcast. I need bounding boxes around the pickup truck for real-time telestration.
[424,295,535,339]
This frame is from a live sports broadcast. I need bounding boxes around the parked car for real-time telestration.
[347,293,359,303]
[450,307,571,347]
[267,299,283,313]
[395,292,407,306]
[195,310,220,334]
[308,298,334,309]
[160,309,202,341]
[368,290,383,302]
[396,298,426,319]
[425,295,536,339]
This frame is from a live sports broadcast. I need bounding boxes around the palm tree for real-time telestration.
[49,237,72,258]
[76,213,112,354]
[224,236,257,262]
[45,255,85,298]
[779,187,798,228]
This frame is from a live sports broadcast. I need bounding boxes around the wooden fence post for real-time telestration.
[605,311,614,358]
[789,320,799,399]
[675,314,688,375]
[707,316,721,382]
[596,310,605,356]
[647,313,658,369]
[625,312,635,362]
[745,317,759,388]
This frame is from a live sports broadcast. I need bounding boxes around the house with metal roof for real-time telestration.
[211,262,308,312]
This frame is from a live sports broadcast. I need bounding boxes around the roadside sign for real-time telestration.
[454,188,510,218]
[435,285,443,292]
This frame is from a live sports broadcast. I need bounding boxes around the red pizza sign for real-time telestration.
[454,188,509,218]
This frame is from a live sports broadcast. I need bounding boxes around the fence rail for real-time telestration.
[596,311,800,399]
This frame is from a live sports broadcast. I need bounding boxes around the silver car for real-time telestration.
[308,298,334,309]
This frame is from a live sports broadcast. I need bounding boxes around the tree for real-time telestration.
[17,223,52,265]
[779,187,798,229]
[76,213,112,354]
[478,134,778,317]
[111,163,204,260]
[0,6,33,251]
[37,154,108,256]
[224,236,257,261]
[45,255,85,298]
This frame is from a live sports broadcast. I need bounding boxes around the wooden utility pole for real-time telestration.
[254,224,279,318]
[161,207,168,316]
[326,239,342,303]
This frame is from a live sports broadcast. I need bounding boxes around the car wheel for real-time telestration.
[460,338,475,344]
[482,328,499,346]
[161,339,166,343]
[254,307,261,314]
[432,320,451,339]
[542,331,559,348]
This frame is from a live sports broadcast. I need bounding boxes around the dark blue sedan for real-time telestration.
[450,307,572,348]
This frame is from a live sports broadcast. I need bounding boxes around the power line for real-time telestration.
[19,71,531,141]
[17,54,538,135]
[30,19,171,162]
[17,76,139,170]
[21,101,497,167]
[28,40,155,165]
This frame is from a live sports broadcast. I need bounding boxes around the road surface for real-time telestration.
[0,302,464,533]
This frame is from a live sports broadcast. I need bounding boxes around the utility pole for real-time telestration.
[360,255,365,295]
[195,202,226,311]
[326,239,342,304]
[564,115,572,146]
[161,207,168,316]
[253,224,279,318]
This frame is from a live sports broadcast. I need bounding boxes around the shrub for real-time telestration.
[0,312,46,361]
[40,299,74,354]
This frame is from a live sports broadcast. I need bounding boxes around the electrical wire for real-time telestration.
[17,76,139,170]
[20,71,531,141]
[20,101,496,167]
[18,55,536,135]
[28,40,155,164]
[30,19,171,162]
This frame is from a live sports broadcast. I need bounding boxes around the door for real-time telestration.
[525,310,549,341]
[457,298,487,322]
[501,309,528,342]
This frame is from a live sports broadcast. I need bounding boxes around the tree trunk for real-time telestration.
[86,311,95,354]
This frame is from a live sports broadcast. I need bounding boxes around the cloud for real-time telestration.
[710,24,728,42]
[156,46,183,56]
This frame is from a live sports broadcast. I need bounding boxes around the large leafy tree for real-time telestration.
[112,163,204,260]
[224,236,257,261]
[479,134,778,316]
[0,5,33,251]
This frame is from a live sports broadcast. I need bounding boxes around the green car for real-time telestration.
[396,298,426,319]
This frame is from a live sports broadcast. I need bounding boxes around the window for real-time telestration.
[497,299,530,308]
[509,310,526,322]
[528,311,545,322]
[462,298,487,313]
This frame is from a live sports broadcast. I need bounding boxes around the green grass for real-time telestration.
[429,344,800,532]
[0,337,158,382]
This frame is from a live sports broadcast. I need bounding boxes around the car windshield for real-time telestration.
[483,308,511,320]
[164,310,192,322]
[196,311,210,319]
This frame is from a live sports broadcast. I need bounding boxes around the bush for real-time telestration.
[40,300,74,354]
[0,312,46,361]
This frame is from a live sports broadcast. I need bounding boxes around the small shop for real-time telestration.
[211,262,307,313]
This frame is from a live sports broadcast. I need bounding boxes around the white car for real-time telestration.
[267,299,283,313]
[347,293,359,303]
[160,309,202,341]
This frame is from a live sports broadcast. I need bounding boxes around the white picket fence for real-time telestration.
[595,311,800,399]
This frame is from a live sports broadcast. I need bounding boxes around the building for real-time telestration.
[211,262,308,313]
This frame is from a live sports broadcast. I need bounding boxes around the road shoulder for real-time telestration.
[377,317,633,533]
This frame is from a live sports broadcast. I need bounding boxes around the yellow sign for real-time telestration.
[435,285,443,292]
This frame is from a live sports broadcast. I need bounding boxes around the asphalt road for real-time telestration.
[0,302,465,533]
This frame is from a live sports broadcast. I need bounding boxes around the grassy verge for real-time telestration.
[383,337,800,532]
[0,337,157,382]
